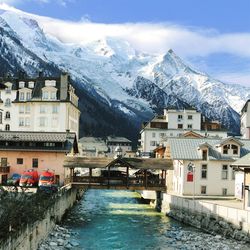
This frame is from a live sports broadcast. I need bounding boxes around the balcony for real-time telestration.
[0,166,10,173]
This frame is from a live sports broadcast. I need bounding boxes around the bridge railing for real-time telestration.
[69,175,166,188]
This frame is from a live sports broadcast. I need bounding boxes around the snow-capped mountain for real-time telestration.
[0,8,249,139]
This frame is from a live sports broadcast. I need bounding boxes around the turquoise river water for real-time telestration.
[63,190,250,250]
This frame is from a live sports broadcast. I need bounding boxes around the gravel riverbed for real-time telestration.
[38,223,249,250]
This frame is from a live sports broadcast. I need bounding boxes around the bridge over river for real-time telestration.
[63,157,173,191]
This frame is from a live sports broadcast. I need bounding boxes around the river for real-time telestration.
[39,189,250,249]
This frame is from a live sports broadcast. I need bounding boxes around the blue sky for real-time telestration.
[1,0,250,86]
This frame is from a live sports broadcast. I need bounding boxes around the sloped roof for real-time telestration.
[78,137,108,152]
[168,138,250,161]
[0,131,75,142]
[231,153,250,167]
[64,157,173,170]
[106,136,132,143]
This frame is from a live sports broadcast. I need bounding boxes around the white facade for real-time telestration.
[168,137,247,197]
[0,74,80,138]
[164,108,201,130]
[172,159,236,196]
[140,108,227,153]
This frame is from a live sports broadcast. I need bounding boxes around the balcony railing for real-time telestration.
[0,166,10,173]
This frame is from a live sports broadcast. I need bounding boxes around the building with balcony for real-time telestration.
[139,107,228,154]
[0,73,80,138]
[0,131,78,185]
[106,136,132,157]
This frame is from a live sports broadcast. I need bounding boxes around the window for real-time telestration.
[19,81,25,88]
[178,124,183,129]
[52,117,58,128]
[42,91,49,100]
[178,115,183,120]
[40,105,46,113]
[25,105,30,114]
[39,117,46,127]
[231,145,238,155]
[5,124,10,131]
[26,92,31,100]
[19,118,24,127]
[5,98,11,106]
[0,112,2,124]
[1,158,7,167]
[187,124,192,129]
[223,144,229,154]
[222,165,228,180]
[222,188,227,196]
[201,186,207,194]
[232,169,236,180]
[188,115,193,120]
[152,132,156,138]
[17,158,23,164]
[202,150,207,161]
[52,105,58,114]
[159,133,166,138]
[19,92,25,101]
[28,81,34,88]
[5,111,10,119]
[32,158,38,168]
[51,92,57,100]
[150,141,156,146]
[201,165,207,179]
[25,118,30,127]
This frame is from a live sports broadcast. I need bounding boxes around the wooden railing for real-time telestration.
[70,175,166,188]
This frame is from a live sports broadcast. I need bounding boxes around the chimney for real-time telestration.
[60,72,69,100]
[38,71,43,78]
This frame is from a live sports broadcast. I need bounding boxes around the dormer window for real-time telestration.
[202,150,207,161]
[26,92,31,100]
[42,91,49,100]
[20,92,25,101]
[19,81,25,88]
[28,81,34,88]
[5,98,11,107]
[51,92,57,100]
[231,145,238,155]
[223,144,230,154]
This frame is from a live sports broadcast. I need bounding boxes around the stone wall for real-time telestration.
[0,186,84,250]
[162,193,250,242]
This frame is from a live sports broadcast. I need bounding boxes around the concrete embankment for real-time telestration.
[0,185,84,250]
[161,193,250,242]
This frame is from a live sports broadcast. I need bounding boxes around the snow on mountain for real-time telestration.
[0,8,249,135]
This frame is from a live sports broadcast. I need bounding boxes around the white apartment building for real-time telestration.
[167,137,250,196]
[140,107,228,153]
[106,136,132,157]
[0,73,80,137]
[241,100,250,139]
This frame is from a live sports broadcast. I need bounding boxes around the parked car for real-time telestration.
[7,173,21,186]
[38,170,58,192]
[19,169,39,187]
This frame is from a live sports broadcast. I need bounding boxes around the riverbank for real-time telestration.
[0,186,84,250]
[40,189,250,250]
[162,193,250,243]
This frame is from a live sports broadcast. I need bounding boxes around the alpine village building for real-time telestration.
[0,72,80,185]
